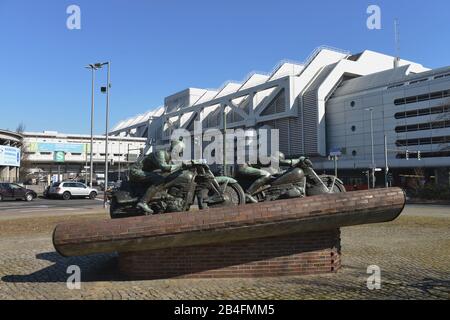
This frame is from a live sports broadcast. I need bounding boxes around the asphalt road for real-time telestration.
[0,196,105,220]
[1,194,449,222]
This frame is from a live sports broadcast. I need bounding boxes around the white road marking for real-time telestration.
[19,209,55,213]
[19,208,76,213]
[1,206,49,210]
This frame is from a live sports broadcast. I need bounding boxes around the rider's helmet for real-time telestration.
[169,139,186,160]
[269,151,285,162]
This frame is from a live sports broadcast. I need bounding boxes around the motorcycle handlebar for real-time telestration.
[181,160,210,170]
[296,158,314,169]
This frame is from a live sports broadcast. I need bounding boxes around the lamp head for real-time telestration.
[85,64,98,70]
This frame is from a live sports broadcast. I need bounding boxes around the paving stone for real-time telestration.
[0,206,449,300]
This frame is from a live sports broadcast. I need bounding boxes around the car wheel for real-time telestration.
[25,193,34,202]
[62,192,71,200]
[89,191,97,200]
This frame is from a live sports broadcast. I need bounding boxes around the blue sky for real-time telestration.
[1,0,449,134]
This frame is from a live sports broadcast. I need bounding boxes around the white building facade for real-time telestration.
[110,46,450,187]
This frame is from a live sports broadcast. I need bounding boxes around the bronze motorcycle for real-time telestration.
[237,161,346,203]
[110,160,246,219]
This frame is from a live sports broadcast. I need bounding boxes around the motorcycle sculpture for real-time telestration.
[236,157,346,203]
[110,160,246,219]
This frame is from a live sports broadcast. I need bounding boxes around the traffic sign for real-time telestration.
[329,147,342,157]
[54,151,65,163]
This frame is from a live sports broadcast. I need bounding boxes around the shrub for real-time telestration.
[415,184,450,200]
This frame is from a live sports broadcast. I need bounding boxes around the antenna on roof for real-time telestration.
[394,19,400,68]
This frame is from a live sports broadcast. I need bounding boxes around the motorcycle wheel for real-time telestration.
[209,183,246,208]
[320,176,346,193]
[110,198,121,219]
[110,198,144,219]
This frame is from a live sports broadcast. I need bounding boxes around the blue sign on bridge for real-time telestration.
[0,146,21,167]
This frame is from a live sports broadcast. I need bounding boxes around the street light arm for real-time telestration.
[94,62,109,68]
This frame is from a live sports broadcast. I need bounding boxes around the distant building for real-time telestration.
[0,129,22,182]
[111,46,450,188]
[22,131,146,183]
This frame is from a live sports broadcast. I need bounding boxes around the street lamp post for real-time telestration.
[99,62,111,208]
[90,61,111,208]
[334,155,338,178]
[127,144,130,178]
[223,105,227,176]
[85,64,98,188]
[328,154,339,178]
[365,107,375,189]
[384,134,389,188]
[118,138,121,182]
[105,62,111,208]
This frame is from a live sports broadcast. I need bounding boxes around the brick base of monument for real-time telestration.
[118,229,341,279]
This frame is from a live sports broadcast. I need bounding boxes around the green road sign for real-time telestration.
[54,151,65,163]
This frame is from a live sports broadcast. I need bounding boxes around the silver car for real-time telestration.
[48,181,98,200]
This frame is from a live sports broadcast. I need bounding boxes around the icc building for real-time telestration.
[109,46,450,189]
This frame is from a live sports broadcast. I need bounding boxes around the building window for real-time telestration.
[350,101,355,107]
[351,125,356,132]
[395,105,450,119]
[409,78,428,85]
[396,135,450,147]
[394,89,450,106]
[397,150,450,159]
[387,83,405,90]
[352,150,357,157]
[434,73,450,80]
[395,120,450,133]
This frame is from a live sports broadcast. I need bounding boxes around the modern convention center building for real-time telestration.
[110,46,450,188]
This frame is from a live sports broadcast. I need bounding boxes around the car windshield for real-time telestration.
[10,184,23,189]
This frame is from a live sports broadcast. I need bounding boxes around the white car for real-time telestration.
[48,181,98,200]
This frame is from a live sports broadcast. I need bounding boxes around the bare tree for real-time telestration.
[15,123,31,182]
[16,122,26,134]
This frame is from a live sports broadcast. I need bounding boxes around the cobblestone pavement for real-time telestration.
[0,205,449,300]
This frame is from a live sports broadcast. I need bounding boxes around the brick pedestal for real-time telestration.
[54,188,405,280]
[118,229,341,279]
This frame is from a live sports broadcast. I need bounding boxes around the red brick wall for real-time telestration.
[53,188,405,257]
[118,229,341,279]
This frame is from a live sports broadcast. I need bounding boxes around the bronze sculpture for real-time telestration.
[236,152,345,203]
[110,144,345,218]
[110,142,246,218]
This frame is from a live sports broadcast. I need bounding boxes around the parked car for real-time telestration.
[99,181,118,192]
[0,183,37,202]
[43,185,51,198]
[47,181,98,200]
